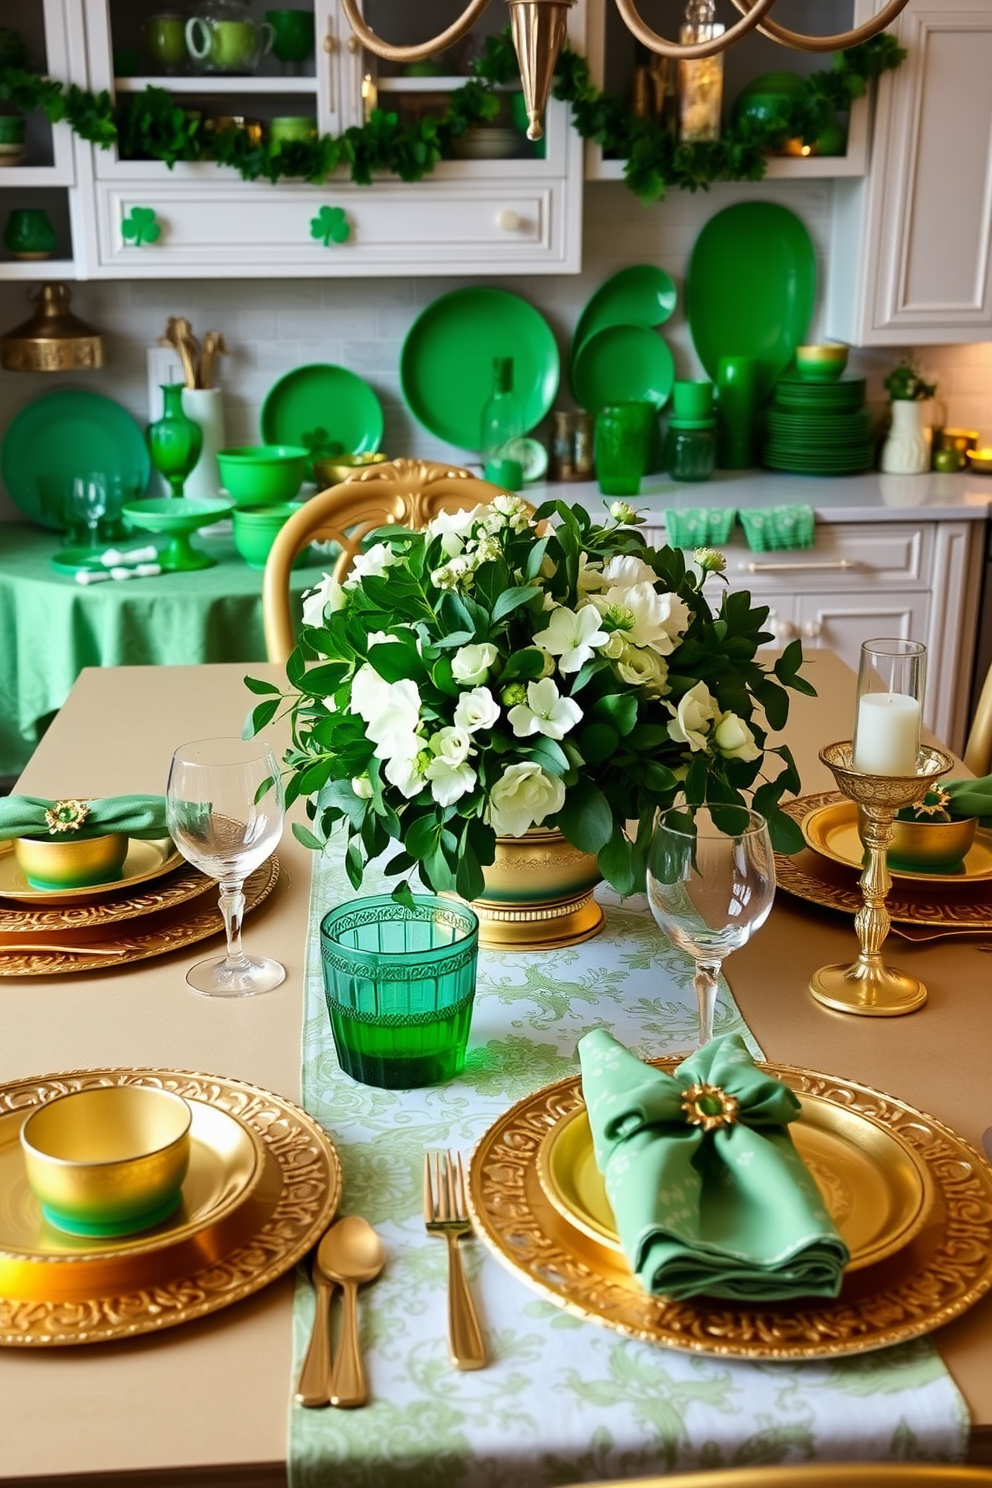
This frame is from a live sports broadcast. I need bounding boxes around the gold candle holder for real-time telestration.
[809,740,954,1017]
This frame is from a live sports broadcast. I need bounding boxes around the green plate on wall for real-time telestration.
[571,264,677,365]
[260,365,384,467]
[687,202,816,401]
[0,390,150,531]
[571,323,675,413]
[400,287,559,449]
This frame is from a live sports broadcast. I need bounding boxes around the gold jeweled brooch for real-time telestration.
[44,799,91,834]
[680,1081,740,1133]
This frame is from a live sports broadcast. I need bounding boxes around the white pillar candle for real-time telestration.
[853,692,921,775]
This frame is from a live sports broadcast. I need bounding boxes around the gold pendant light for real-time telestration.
[0,283,104,373]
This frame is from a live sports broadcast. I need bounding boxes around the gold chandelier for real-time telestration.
[341,0,912,140]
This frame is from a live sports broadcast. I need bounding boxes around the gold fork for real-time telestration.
[423,1150,487,1371]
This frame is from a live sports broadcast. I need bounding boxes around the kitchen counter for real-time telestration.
[525,469,992,524]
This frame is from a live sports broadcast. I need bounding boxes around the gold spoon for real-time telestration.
[294,1230,338,1408]
[322,1215,385,1409]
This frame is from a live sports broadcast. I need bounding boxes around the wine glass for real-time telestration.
[72,473,107,552]
[646,804,775,1048]
[166,737,286,997]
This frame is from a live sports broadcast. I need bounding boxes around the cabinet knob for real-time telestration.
[769,617,796,640]
[347,34,360,53]
[323,31,336,53]
[496,209,522,233]
[802,620,823,639]
[121,206,161,247]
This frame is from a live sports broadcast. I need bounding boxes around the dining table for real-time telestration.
[1,645,991,1486]
[0,521,328,780]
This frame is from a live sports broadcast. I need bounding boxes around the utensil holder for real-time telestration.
[182,388,225,499]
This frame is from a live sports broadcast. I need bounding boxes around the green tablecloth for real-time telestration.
[0,522,325,778]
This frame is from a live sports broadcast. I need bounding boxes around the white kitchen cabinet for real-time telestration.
[69,0,585,278]
[583,0,874,184]
[827,0,992,345]
[646,518,984,752]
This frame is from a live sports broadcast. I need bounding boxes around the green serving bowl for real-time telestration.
[231,502,306,570]
[122,496,233,572]
[217,445,309,505]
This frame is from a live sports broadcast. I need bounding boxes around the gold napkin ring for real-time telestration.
[44,799,90,834]
[681,1082,740,1133]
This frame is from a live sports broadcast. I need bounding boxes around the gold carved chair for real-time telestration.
[262,457,515,664]
[964,658,992,776]
[568,1468,992,1488]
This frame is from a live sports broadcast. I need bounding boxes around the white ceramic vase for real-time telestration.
[880,399,930,475]
[182,388,225,498]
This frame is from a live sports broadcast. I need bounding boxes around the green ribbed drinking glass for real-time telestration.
[320,895,479,1089]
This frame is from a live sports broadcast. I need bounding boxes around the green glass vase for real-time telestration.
[146,384,203,498]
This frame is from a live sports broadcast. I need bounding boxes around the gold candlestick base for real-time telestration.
[809,740,954,1017]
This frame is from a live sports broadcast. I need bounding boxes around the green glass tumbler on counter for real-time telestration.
[320,895,479,1090]
[594,401,656,496]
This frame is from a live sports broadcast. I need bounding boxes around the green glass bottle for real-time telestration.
[481,357,524,492]
[146,384,203,498]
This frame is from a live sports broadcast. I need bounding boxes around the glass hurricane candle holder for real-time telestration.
[853,638,926,776]
[809,740,953,1017]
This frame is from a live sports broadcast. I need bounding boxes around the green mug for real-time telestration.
[186,16,273,73]
[594,402,656,497]
[265,9,314,64]
[269,115,317,150]
[144,13,188,72]
[0,114,25,144]
[3,209,58,260]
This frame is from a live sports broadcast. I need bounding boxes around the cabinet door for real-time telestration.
[828,0,992,345]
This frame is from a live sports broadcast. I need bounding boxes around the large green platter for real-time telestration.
[0,390,150,531]
[687,202,817,402]
[400,287,559,450]
[571,264,677,368]
[571,324,675,414]
[260,365,383,464]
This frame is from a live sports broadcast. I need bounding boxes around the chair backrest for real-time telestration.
[964,657,992,776]
[567,1469,992,1488]
[262,457,513,663]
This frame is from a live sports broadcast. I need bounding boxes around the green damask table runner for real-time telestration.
[289,853,968,1486]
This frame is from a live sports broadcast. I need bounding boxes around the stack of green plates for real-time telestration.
[763,377,875,474]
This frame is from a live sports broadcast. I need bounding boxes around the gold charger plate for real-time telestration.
[0,856,279,977]
[467,1060,992,1360]
[0,857,214,935]
[0,1066,342,1346]
[802,797,992,884]
[0,1098,266,1298]
[0,838,184,904]
[777,794,992,931]
[537,1097,933,1274]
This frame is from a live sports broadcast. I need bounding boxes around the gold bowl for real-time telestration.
[967,447,992,474]
[936,427,980,455]
[312,451,389,487]
[888,816,978,872]
[21,1085,192,1237]
[13,832,129,890]
[794,343,849,382]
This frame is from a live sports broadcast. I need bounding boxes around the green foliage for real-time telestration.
[884,357,938,401]
[0,30,905,199]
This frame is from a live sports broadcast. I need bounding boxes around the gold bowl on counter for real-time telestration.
[312,451,389,487]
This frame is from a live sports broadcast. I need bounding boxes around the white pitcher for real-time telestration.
[880,399,930,475]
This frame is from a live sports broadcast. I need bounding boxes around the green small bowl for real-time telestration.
[795,344,849,382]
[14,832,129,890]
[217,445,309,505]
[231,502,304,570]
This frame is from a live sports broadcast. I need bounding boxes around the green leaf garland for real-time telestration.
[0,30,904,202]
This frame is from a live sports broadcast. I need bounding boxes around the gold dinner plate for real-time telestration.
[802,798,992,884]
[0,856,279,976]
[536,1096,933,1274]
[468,1060,992,1360]
[0,857,214,936]
[777,794,992,931]
[0,1067,342,1346]
[0,838,183,904]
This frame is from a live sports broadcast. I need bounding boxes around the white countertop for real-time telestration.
[526,470,992,523]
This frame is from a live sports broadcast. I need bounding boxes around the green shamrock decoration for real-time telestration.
[310,205,350,247]
[121,206,161,246]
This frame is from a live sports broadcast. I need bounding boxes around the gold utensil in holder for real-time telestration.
[810,741,954,1017]
[0,283,103,372]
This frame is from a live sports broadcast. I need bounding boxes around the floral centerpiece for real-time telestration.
[245,499,813,902]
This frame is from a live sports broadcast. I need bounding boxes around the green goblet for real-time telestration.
[146,384,203,499]
[122,496,233,572]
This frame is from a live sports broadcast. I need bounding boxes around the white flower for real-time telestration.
[595,582,690,656]
[353,676,423,773]
[425,506,479,557]
[508,677,582,741]
[616,644,669,695]
[576,553,604,592]
[385,749,426,799]
[424,727,478,807]
[348,663,393,723]
[366,630,390,649]
[452,642,499,686]
[427,726,472,768]
[344,542,397,589]
[351,775,374,799]
[601,554,658,588]
[301,572,347,626]
[487,762,566,839]
[713,711,761,763]
[481,494,531,533]
[601,632,626,660]
[608,500,639,524]
[532,605,609,674]
[453,686,500,733]
[695,547,727,575]
[667,681,718,752]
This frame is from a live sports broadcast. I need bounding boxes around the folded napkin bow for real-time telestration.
[578,1029,849,1303]
[0,795,170,843]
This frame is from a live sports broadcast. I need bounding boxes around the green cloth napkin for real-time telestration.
[664,508,736,549]
[0,795,169,842]
[945,775,992,825]
[739,504,815,551]
[577,1029,850,1303]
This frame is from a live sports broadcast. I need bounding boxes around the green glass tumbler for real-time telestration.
[320,895,479,1089]
[146,383,204,498]
[594,402,656,496]
[716,356,759,470]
